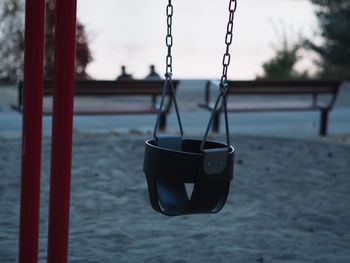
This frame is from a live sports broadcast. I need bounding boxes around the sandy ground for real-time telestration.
[1,81,350,262]
[1,132,350,262]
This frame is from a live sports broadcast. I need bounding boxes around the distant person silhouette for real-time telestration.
[116,65,133,80]
[145,65,161,80]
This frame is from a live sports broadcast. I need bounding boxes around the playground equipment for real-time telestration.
[18,0,237,261]
[19,0,76,262]
[144,0,237,215]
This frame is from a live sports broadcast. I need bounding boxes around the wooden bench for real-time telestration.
[199,80,342,136]
[12,79,179,130]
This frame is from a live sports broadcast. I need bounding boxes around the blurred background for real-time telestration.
[0,0,349,81]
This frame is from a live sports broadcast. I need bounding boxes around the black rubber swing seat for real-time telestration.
[143,136,234,216]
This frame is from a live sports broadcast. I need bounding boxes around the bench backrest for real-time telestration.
[43,80,179,96]
[203,79,342,110]
[227,80,341,95]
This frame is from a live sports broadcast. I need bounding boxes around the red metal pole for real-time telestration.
[18,0,45,262]
[47,0,77,262]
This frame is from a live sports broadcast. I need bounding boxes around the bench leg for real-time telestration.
[212,112,220,133]
[159,113,166,131]
[319,108,329,136]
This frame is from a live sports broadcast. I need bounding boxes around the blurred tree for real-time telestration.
[45,0,93,79]
[75,23,93,79]
[257,38,309,79]
[0,0,24,81]
[0,0,93,81]
[306,0,350,79]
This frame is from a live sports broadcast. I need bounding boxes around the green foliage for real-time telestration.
[257,39,309,80]
[307,0,350,79]
[0,0,24,81]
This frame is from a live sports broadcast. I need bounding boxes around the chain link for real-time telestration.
[220,0,237,90]
[166,0,173,76]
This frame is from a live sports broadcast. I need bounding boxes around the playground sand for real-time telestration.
[1,133,350,263]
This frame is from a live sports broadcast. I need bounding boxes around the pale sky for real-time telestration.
[76,0,319,80]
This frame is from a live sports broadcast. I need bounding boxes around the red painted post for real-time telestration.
[47,0,77,262]
[18,0,45,262]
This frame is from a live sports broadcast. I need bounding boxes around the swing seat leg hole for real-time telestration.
[185,183,194,197]
[156,178,188,215]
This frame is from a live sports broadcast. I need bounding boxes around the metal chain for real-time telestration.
[201,0,237,150]
[220,0,237,91]
[154,0,184,139]
[165,0,173,77]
